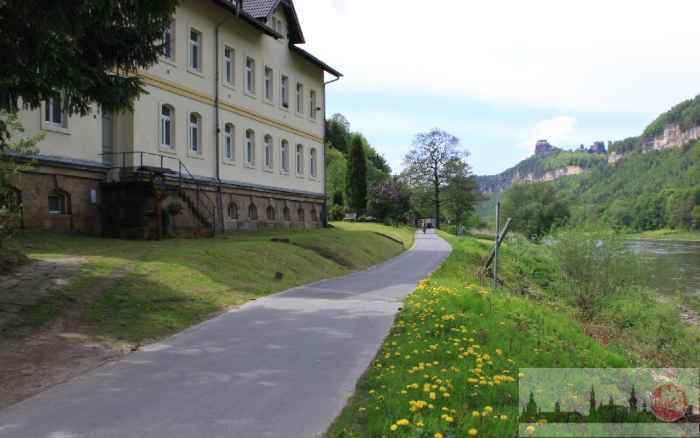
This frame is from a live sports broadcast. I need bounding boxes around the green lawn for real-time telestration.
[326,230,700,437]
[331,222,416,249]
[5,223,414,342]
[629,229,700,242]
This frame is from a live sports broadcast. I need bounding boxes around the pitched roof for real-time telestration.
[242,0,279,18]
[243,0,305,44]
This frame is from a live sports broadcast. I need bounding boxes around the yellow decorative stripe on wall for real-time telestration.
[139,72,324,143]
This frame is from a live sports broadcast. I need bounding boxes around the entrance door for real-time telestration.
[102,111,114,165]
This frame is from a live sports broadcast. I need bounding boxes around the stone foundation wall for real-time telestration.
[8,162,324,237]
[8,165,104,235]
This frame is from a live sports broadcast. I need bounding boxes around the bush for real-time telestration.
[549,231,651,320]
[329,204,345,221]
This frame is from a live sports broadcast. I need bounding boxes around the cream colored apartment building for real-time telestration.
[9,0,341,237]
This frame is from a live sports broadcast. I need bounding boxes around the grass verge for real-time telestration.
[326,231,700,437]
[628,229,700,241]
[4,223,413,342]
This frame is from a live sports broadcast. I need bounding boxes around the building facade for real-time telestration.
[7,0,341,237]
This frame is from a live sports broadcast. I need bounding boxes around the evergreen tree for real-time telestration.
[0,0,178,144]
[346,134,368,214]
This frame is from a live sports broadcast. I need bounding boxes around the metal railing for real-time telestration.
[100,151,217,234]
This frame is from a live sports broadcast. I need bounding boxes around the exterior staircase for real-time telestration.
[100,151,217,238]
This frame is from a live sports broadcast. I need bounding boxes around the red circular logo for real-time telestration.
[650,383,688,422]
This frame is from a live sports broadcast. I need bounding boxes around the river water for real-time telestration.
[627,240,700,297]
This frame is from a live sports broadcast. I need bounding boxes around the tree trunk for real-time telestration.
[433,167,440,230]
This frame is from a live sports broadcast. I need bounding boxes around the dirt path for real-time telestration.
[0,259,135,409]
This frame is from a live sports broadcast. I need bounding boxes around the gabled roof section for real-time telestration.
[243,0,305,44]
[290,45,343,79]
[211,0,282,39]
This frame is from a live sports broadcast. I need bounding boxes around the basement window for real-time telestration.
[48,191,69,215]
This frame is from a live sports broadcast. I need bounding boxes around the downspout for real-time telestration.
[215,16,231,234]
[322,74,341,227]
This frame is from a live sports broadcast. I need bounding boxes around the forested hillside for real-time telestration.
[558,141,700,230]
[477,148,606,193]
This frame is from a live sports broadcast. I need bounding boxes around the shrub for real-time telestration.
[549,231,651,320]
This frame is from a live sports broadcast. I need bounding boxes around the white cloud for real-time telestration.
[520,116,578,153]
[295,0,700,113]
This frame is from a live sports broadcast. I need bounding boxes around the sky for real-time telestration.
[293,0,700,176]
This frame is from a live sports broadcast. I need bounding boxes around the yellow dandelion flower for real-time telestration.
[468,428,478,436]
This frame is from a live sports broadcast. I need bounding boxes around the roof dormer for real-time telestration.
[242,0,305,44]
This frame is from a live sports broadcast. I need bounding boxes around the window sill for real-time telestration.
[263,99,275,106]
[295,111,305,119]
[160,58,178,68]
[187,152,204,160]
[159,146,178,156]
[187,68,205,78]
[222,159,237,167]
[244,90,257,99]
[41,124,70,135]
[244,162,256,170]
[48,212,71,216]
[280,105,290,112]
[223,82,236,92]
[263,167,274,173]
[296,174,305,179]
[280,170,290,176]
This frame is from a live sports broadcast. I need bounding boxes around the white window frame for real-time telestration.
[296,144,304,175]
[309,90,318,120]
[245,57,256,96]
[189,112,202,154]
[223,45,235,87]
[189,28,202,73]
[245,129,256,166]
[223,123,235,161]
[295,82,304,115]
[48,192,68,215]
[309,148,318,178]
[280,75,289,110]
[163,20,176,62]
[264,135,273,170]
[160,104,175,149]
[280,140,290,174]
[40,97,70,134]
[264,66,274,103]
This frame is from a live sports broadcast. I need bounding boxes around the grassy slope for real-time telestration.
[5,224,414,342]
[325,234,627,438]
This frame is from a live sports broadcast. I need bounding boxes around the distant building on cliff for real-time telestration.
[535,140,554,155]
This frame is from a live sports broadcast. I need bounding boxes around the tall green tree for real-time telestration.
[0,0,178,144]
[346,134,368,214]
[501,182,570,241]
[443,158,480,227]
[325,114,351,153]
[404,128,463,229]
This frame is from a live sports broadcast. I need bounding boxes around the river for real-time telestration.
[627,240,700,297]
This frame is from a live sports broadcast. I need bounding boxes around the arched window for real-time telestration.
[248,204,258,220]
[280,140,290,173]
[264,134,273,169]
[160,104,175,149]
[296,144,304,175]
[224,123,235,161]
[189,112,202,153]
[266,205,276,221]
[311,208,318,222]
[297,208,305,223]
[227,202,238,219]
[48,190,70,215]
[245,129,256,165]
[309,148,318,178]
[283,206,291,221]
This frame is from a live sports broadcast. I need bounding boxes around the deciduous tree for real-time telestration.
[404,129,464,229]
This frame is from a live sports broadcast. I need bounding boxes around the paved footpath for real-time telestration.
[0,231,451,438]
